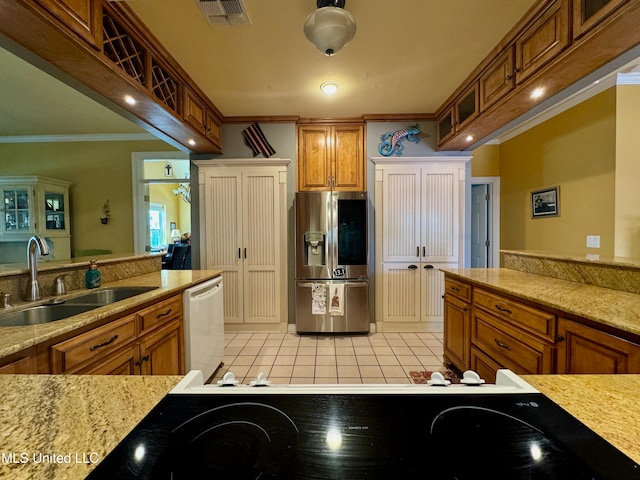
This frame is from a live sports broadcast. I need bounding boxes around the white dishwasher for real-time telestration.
[182,276,224,381]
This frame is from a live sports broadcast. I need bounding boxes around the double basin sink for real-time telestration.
[0,286,158,327]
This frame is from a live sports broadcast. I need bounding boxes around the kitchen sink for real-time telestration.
[64,286,158,305]
[0,304,100,327]
[0,286,159,327]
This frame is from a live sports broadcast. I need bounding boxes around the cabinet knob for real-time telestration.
[555,335,565,342]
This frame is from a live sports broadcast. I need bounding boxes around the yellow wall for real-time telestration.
[615,84,640,257]
[0,139,178,257]
[148,183,191,243]
[499,88,616,255]
[471,143,500,177]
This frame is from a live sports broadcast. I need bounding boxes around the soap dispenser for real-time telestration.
[85,260,101,289]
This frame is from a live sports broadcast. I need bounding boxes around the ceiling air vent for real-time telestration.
[196,0,250,26]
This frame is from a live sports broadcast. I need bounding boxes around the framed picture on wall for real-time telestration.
[531,186,559,218]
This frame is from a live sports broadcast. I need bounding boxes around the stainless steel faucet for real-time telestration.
[25,235,50,301]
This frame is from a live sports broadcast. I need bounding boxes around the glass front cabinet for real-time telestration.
[0,176,71,259]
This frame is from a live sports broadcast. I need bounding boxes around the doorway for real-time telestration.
[470,177,500,268]
[131,152,190,255]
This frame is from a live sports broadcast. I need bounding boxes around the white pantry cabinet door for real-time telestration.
[421,169,459,263]
[382,263,421,323]
[242,172,280,324]
[204,171,244,324]
[381,168,422,262]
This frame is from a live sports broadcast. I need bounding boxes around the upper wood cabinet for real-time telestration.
[572,0,628,40]
[297,123,365,192]
[437,0,640,149]
[34,0,101,48]
[515,0,570,84]
[437,84,480,145]
[479,48,516,112]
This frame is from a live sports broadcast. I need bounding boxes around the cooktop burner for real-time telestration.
[87,371,640,479]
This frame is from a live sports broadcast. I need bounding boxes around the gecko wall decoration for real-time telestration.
[378,123,421,156]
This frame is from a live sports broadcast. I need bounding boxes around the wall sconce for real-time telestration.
[100,200,111,225]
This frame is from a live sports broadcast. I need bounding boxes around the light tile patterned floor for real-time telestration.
[213,332,445,385]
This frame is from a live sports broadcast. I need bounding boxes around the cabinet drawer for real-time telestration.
[471,308,553,375]
[473,288,555,341]
[51,315,137,373]
[138,294,182,334]
[444,277,472,303]
[469,345,503,384]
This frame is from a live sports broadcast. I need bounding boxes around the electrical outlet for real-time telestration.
[586,235,600,248]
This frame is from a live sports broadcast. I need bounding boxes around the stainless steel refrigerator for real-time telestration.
[295,191,370,333]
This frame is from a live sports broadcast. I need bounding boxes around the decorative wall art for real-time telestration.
[531,186,559,218]
[378,123,421,156]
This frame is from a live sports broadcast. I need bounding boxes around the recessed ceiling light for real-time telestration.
[531,88,545,100]
[320,82,339,95]
[188,139,196,146]
[124,95,136,105]
[465,135,474,142]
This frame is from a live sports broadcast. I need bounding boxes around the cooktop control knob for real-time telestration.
[250,372,272,387]
[460,370,486,386]
[217,371,240,387]
[427,371,451,386]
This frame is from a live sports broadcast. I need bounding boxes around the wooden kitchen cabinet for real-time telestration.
[479,47,516,113]
[443,290,471,372]
[297,123,364,191]
[556,317,640,373]
[51,314,138,374]
[437,84,479,145]
[515,0,570,84]
[50,293,185,375]
[184,87,222,150]
[138,318,183,375]
[471,307,554,376]
[0,347,37,374]
[33,0,101,48]
[572,0,628,40]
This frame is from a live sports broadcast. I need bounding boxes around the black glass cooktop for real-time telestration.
[87,392,640,479]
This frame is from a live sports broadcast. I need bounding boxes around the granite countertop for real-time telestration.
[443,268,640,337]
[0,269,222,359]
[0,374,637,479]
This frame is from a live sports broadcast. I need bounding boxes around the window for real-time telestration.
[149,203,167,251]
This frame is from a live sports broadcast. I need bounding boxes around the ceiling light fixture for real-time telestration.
[465,135,474,142]
[124,95,136,105]
[188,139,196,146]
[304,0,357,56]
[320,81,339,94]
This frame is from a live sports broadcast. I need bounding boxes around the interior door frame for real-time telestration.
[131,151,189,255]
[470,176,500,268]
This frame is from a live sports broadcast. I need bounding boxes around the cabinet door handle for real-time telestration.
[135,354,150,367]
[449,286,460,292]
[408,265,418,270]
[238,248,241,259]
[555,335,565,342]
[494,304,513,314]
[494,338,512,351]
[157,308,172,319]
[416,246,420,257]
[244,248,247,259]
[423,246,426,257]
[89,334,119,351]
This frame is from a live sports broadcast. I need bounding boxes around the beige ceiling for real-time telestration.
[128,0,538,118]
